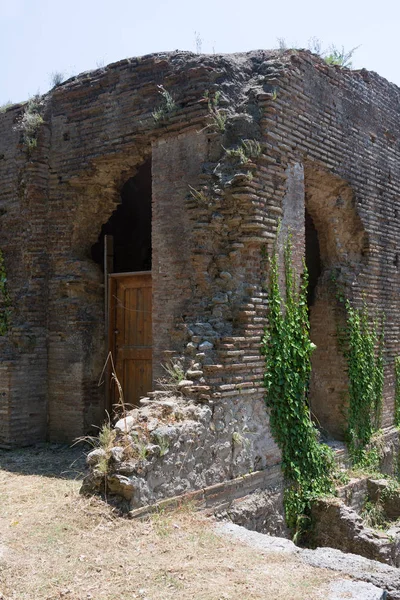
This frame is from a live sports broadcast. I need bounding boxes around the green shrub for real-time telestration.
[344,301,384,461]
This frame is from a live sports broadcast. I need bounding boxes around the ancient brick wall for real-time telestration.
[257,52,400,436]
[1,48,400,485]
[0,52,284,452]
[0,103,50,446]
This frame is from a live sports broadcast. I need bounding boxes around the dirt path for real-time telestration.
[0,445,339,599]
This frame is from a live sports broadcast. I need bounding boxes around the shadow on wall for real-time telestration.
[91,158,152,274]
[304,166,367,441]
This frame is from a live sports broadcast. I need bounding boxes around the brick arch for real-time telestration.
[47,148,153,440]
[304,166,368,440]
[69,148,152,261]
[91,158,152,274]
[304,166,367,266]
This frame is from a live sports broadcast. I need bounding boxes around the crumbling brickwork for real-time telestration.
[1,49,400,506]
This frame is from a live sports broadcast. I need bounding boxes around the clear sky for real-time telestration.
[1,0,399,105]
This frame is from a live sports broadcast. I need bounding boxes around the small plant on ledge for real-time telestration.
[152,85,177,125]
[204,90,226,133]
[14,95,45,155]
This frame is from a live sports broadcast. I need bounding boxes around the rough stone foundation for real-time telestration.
[311,432,400,568]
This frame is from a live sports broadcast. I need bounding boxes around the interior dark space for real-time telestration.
[91,159,152,273]
[305,208,322,308]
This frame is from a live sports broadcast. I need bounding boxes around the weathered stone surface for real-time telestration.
[338,477,369,510]
[219,485,290,538]
[114,416,136,433]
[216,522,298,554]
[218,523,394,599]
[80,396,282,508]
[86,448,107,467]
[368,480,400,520]
[327,579,387,600]
[106,475,135,500]
[303,548,400,600]
[311,497,398,567]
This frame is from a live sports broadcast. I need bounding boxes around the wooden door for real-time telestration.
[108,272,152,411]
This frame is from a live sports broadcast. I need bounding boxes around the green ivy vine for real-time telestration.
[0,250,11,335]
[344,301,384,461]
[261,237,334,538]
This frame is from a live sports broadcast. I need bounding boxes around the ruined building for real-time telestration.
[1,49,400,505]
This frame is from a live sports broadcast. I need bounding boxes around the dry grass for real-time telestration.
[0,446,340,600]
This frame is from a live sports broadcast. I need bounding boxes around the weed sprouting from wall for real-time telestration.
[194,31,203,54]
[261,236,334,538]
[0,101,13,113]
[0,250,11,335]
[156,359,185,394]
[50,71,65,87]
[188,185,209,206]
[324,45,359,68]
[152,85,177,125]
[204,90,226,132]
[14,95,45,154]
[276,37,359,69]
[224,139,262,164]
[344,301,385,461]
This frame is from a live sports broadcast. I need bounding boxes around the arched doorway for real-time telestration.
[304,167,366,440]
[91,158,153,413]
[91,159,152,273]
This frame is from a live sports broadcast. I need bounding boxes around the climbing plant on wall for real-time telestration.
[344,300,384,460]
[0,250,11,335]
[261,237,334,536]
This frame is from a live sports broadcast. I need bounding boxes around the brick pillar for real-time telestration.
[152,132,209,381]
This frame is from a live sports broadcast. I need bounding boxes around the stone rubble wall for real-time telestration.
[81,394,282,508]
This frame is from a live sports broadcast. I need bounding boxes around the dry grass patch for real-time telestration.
[0,445,339,599]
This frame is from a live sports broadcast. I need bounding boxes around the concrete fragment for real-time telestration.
[110,446,124,462]
[217,523,397,599]
[114,415,136,433]
[303,548,400,600]
[215,522,298,554]
[199,341,214,351]
[311,498,394,565]
[86,448,107,466]
[106,475,135,500]
[178,380,194,388]
[327,579,387,600]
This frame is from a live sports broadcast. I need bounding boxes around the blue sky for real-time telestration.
[1,0,399,105]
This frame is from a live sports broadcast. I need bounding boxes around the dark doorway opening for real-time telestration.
[91,158,152,273]
[305,208,322,308]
